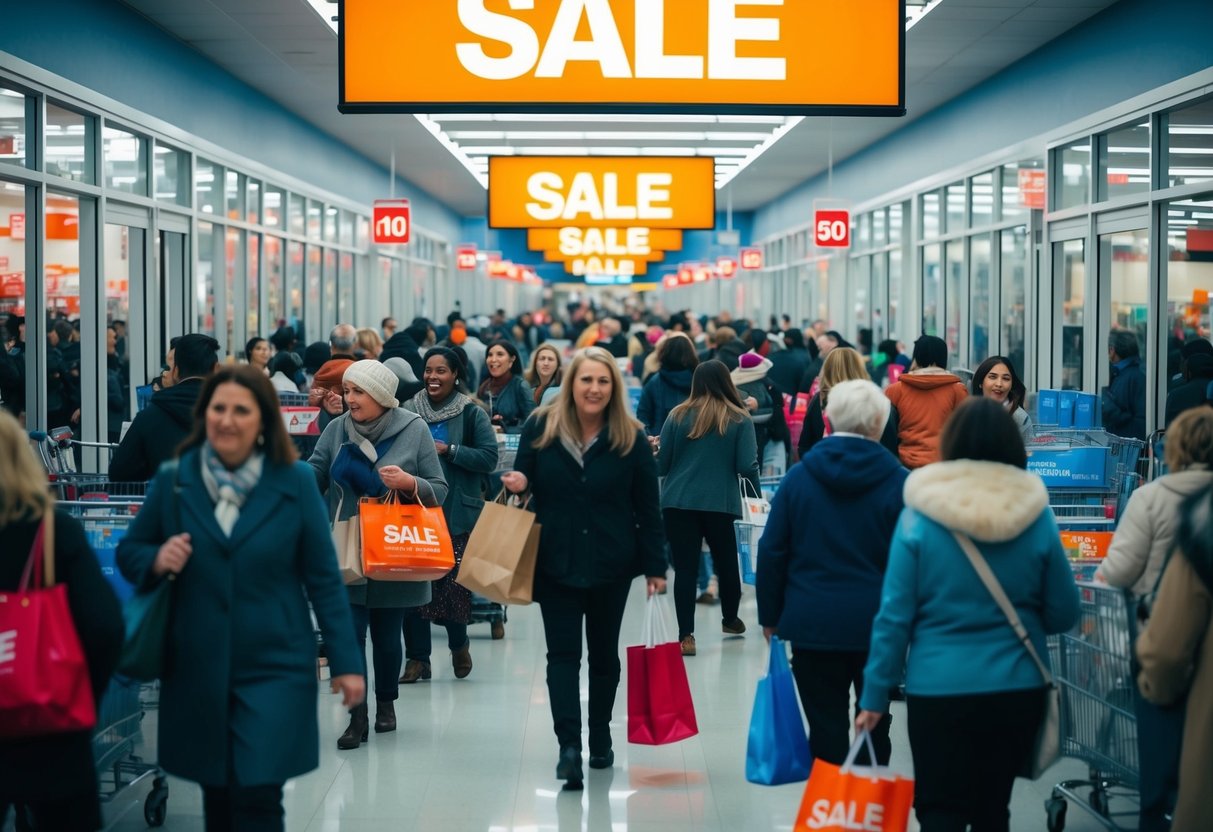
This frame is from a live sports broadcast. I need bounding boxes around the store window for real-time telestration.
[922,191,940,238]
[1058,239,1086,389]
[1003,160,1044,221]
[103,223,138,434]
[338,252,354,324]
[225,228,242,357]
[873,208,887,247]
[324,205,339,243]
[305,245,321,341]
[340,209,355,247]
[45,193,81,428]
[945,180,966,234]
[0,87,27,168]
[922,243,941,336]
[307,200,322,241]
[888,249,902,341]
[1103,228,1150,348]
[1165,194,1213,345]
[246,179,261,225]
[945,240,963,368]
[264,185,284,229]
[889,202,904,245]
[0,182,26,329]
[195,159,220,216]
[1167,97,1213,188]
[856,214,871,250]
[247,233,260,341]
[1001,226,1029,379]
[971,171,994,226]
[154,143,189,206]
[102,125,147,196]
[356,215,369,250]
[46,103,92,183]
[1057,139,1092,210]
[324,248,337,329]
[289,193,305,237]
[971,235,992,366]
[264,235,283,332]
[1099,120,1150,201]
[196,221,216,337]
[225,170,245,222]
[287,240,304,336]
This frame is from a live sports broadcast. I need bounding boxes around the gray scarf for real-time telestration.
[345,409,398,463]
[411,390,470,425]
[200,443,263,536]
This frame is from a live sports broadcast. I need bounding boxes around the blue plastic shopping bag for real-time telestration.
[746,636,811,785]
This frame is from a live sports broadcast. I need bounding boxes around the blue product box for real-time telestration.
[1027,446,1109,488]
[1037,389,1059,425]
[1074,393,1098,428]
[1058,390,1077,428]
[628,386,642,415]
[88,521,135,603]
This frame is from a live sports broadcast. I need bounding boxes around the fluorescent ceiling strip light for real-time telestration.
[414,114,488,187]
[714,116,804,190]
[905,0,945,31]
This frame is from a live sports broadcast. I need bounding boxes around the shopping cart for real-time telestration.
[1028,430,1145,530]
[277,390,323,458]
[734,520,760,585]
[29,429,122,498]
[1044,582,1139,832]
[58,485,169,828]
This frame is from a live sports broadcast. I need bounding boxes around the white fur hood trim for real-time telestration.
[904,460,1048,543]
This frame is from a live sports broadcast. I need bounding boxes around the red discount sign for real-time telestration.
[814,210,851,248]
[372,199,411,244]
[456,245,478,270]
[717,257,738,279]
[740,248,763,270]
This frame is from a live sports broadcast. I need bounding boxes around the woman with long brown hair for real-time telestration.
[525,343,563,404]
[502,347,666,788]
[658,359,761,656]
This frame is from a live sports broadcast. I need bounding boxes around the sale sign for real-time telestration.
[372,199,410,244]
[814,210,851,248]
[456,245,478,270]
[528,227,683,254]
[9,213,25,241]
[341,0,905,116]
[740,248,763,270]
[717,257,738,279]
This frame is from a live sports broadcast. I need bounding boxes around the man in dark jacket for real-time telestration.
[108,333,218,482]
[1103,329,1147,440]
[1165,353,1213,427]
[756,379,907,767]
[767,329,811,397]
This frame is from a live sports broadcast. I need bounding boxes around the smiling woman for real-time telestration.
[970,355,1032,443]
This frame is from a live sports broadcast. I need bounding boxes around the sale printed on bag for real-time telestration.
[360,497,455,581]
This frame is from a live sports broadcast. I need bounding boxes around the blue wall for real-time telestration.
[753,0,1213,239]
[1,0,465,242]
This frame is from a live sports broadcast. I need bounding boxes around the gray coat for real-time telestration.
[308,408,448,608]
[402,397,500,536]
[658,407,761,516]
[117,451,361,787]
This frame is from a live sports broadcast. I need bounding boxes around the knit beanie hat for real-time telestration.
[739,352,764,370]
[343,359,399,408]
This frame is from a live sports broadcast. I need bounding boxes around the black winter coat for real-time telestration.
[1103,357,1147,440]
[767,347,809,397]
[108,379,203,481]
[513,415,666,590]
[1165,376,1213,427]
[636,368,692,436]
[0,510,123,809]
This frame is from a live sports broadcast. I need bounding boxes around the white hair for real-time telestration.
[826,379,890,439]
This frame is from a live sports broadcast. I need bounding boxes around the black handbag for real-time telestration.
[116,462,181,681]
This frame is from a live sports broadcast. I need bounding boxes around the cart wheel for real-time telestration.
[491,619,505,640]
[1088,788,1109,817]
[1045,797,1067,832]
[145,777,169,827]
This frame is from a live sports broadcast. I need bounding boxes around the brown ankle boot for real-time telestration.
[374,700,396,733]
[399,659,431,684]
[451,643,473,679]
[337,704,368,750]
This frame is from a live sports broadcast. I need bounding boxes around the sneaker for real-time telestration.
[680,635,697,656]
[722,618,747,636]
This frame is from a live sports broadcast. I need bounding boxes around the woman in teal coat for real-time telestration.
[118,366,363,831]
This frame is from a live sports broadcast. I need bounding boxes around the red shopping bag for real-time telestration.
[627,596,698,745]
[359,492,455,581]
[0,514,97,738]
[795,732,914,832]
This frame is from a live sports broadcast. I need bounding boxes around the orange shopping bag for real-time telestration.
[359,492,454,581]
[795,732,914,832]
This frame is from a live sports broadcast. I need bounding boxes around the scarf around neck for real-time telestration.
[345,408,401,463]
[201,443,264,536]
[411,389,470,425]
[480,372,512,400]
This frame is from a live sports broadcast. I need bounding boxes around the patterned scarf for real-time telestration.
[201,443,264,536]
[411,389,470,425]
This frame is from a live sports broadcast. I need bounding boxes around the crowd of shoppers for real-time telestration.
[14,296,1213,832]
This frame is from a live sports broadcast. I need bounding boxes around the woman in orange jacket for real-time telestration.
[885,335,967,468]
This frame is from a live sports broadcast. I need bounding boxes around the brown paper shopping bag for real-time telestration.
[332,493,366,585]
[457,491,540,605]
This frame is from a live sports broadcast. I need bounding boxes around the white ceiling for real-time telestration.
[117,0,1120,216]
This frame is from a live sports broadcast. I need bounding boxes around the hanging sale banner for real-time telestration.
[527,227,684,257]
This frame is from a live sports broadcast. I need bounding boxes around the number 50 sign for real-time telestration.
[373,199,411,244]
[814,209,851,248]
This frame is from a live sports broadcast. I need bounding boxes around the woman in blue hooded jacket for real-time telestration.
[637,333,698,436]
[856,398,1080,832]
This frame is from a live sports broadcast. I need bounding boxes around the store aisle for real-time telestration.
[94,583,1123,832]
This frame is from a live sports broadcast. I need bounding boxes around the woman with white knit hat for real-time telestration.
[308,359,448,750]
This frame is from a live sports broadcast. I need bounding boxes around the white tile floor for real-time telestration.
[79,585,1135,831]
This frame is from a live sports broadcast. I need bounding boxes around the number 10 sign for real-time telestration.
[373,199,411,244]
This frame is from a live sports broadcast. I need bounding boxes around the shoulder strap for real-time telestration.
[19,511,53,590]
[951,530,1054,686]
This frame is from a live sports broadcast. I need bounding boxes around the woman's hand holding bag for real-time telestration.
[359,489,454,581]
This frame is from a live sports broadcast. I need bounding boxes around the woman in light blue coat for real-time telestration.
[856,398,1079,832]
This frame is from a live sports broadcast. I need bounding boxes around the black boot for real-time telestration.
[374,700,396,733]
[337,704,368,750]
[556,745,583,787]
